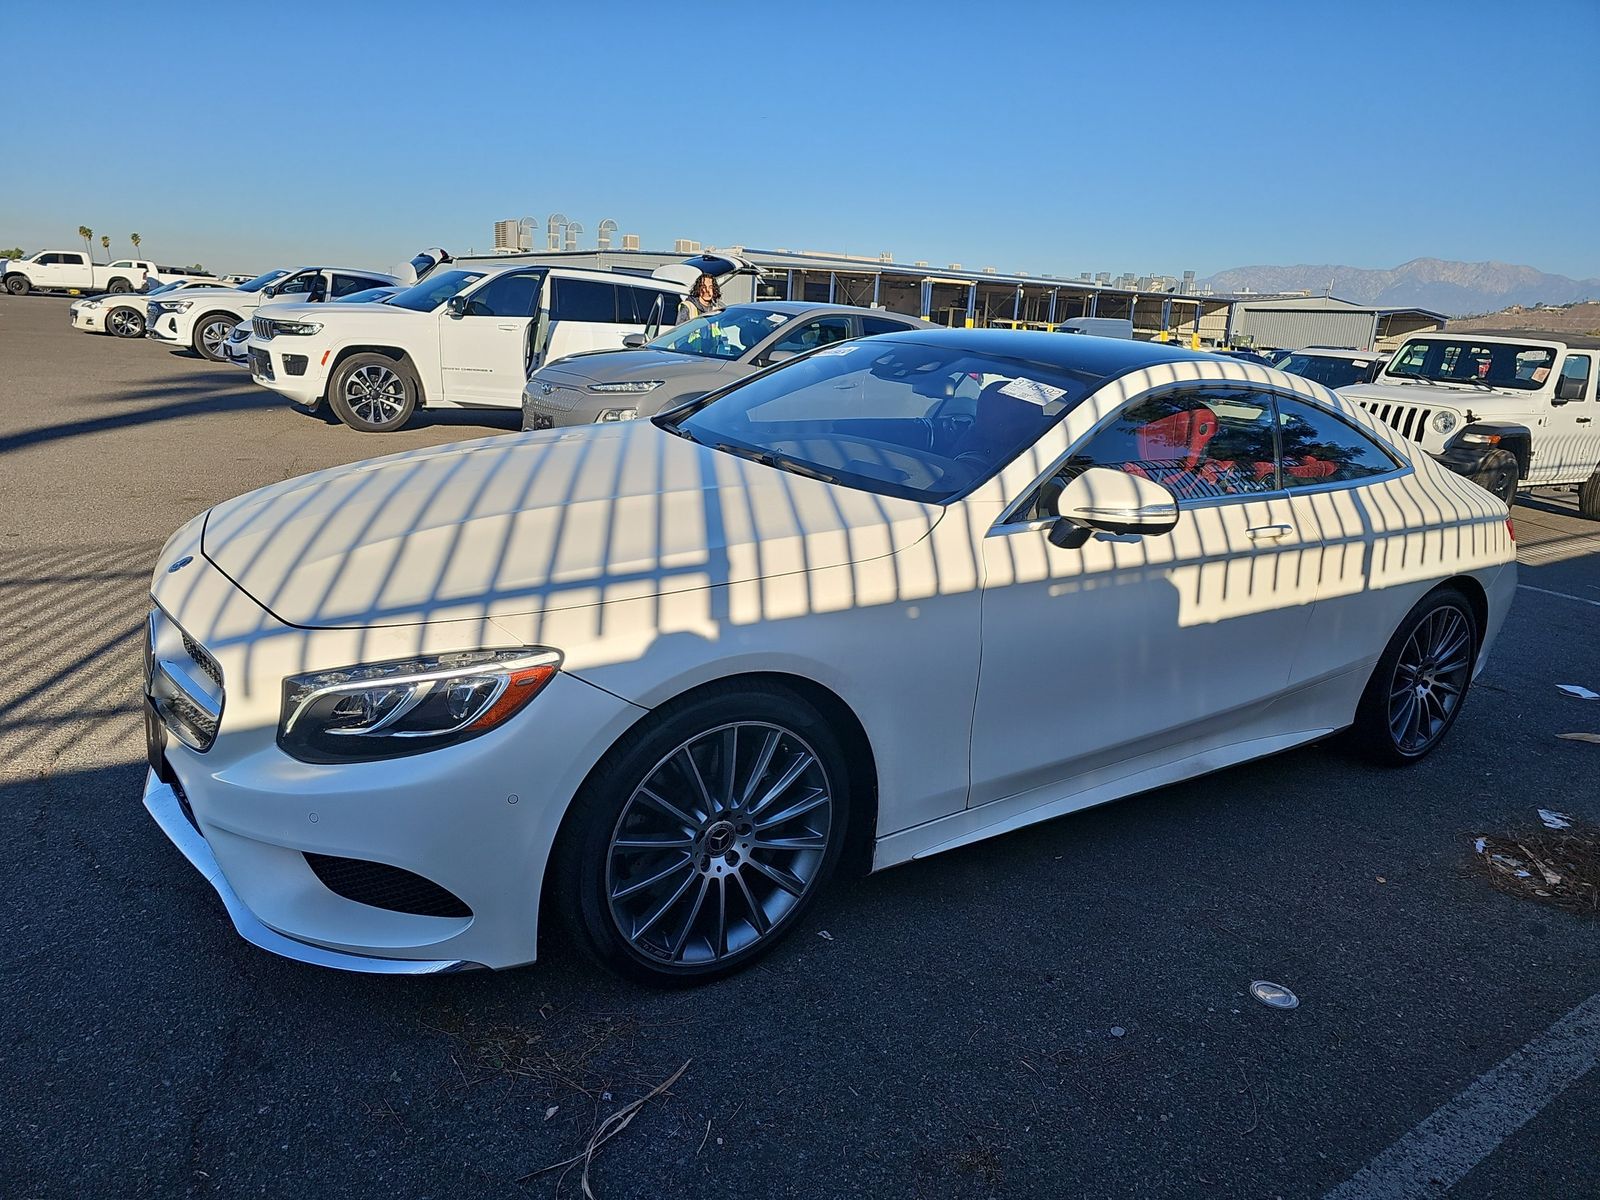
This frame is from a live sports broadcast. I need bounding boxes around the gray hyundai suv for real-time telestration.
[522,301,929,430]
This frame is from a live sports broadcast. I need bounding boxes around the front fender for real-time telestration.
[1438,424,1531,478]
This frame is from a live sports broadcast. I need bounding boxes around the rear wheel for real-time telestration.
[107,306,145,338]
[192,312,238,361]
[1579,467,1600,521]
[5,274,29,295]
[1468,448,1520,509]
[1350,587,1478,765]
[106,277,132,294]
[552,683,850,984]
[328,353,419,432]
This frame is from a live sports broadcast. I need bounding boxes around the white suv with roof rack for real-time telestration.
[245,253,758,432]
[1342,330,1600,515]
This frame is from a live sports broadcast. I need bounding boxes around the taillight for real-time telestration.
[1506,517,1515,541]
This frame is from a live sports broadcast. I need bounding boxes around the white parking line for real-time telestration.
[1323,990,1600,1199]
[1518,584,1600,609]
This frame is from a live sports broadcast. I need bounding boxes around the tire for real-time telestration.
[4,274,29,296]
[191,312,239,361]
[107,306,145,339]
[328,353,420,432]
[551,681,851,985]
[1467,447,1519,509]
[1579,468,1600,521]
[1349,586,1479,765]
[106,277,131,294]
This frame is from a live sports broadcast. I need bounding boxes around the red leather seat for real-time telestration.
[1137,405,1217,468]
[1285,457,1337,480]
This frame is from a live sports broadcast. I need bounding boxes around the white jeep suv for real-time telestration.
[1343,331,1600,515]
[245,255,756,432]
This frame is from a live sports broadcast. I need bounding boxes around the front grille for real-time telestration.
[182,633,223,688]
[529,383,581,413]
[1357,400,1434,442]
[252,316,273,338]
[304,854,472,919]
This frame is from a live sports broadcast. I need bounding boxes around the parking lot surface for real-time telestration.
[3,294,1597,1199]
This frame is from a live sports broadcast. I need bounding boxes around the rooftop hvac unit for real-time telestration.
[982,267,997,274]
[947,263,962,270]
[546,214,568,251]
[563,221,584,251]
[878,252,893,262]
[622,234,640,251]
[673,239,702,254]
[597,219,618,250]
[914,260,929,267]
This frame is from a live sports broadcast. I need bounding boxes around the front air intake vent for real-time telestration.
[304,853,472,918]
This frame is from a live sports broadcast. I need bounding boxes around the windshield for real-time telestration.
[144,281,181,296]
[236,270,289,293]
[1274,352,1377,390]
[1386,339,1556,390]
[662,338,1095,504]
[385,269,487,313]
[650,306,794,360]
[339,287,396,304]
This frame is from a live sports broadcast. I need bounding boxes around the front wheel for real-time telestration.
[328,353,419,432]
[1468,448,1520,509]
[1579,467,1600,521]
[4,275,29,295]
[107,306,145,338]
[1349,587,1478,765]
[106,277,132,294]
[192,312,238,361]
[553,683,851,984]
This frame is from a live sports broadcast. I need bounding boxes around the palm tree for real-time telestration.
[130,233,142,255]
[100,235,110,260]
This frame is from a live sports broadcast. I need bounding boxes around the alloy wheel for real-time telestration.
[109,309,142,337]
[344,364,406,425]
[199,319,230,358]
[606,721,834,967]
[1387,605,1472,754]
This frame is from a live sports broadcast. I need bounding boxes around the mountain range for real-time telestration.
[1201,258,1600,317]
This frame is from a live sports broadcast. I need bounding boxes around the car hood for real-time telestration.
[538,348,738,387]
[201,420,941,630]
[155,286,248,304]
[1342,380,1500,408]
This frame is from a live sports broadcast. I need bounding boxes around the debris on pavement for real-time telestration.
[1248,981,1299,1010]
[1473,815,1600,918]
[1556,684,1600,700]
[817,929,834,941]
[1557,732,1600,744]
[1540,810,1574,830]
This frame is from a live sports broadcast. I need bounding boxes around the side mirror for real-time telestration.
[763,348,797,366]
[1048,467,1179,549]
[261,285,277,297]
[446,294,469,318]
[622,333,647,348]
[1555,373,1586,402]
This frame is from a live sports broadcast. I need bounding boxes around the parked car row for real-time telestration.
[3,251,212,296]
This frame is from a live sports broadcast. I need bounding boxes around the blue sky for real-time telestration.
[4,0,1597,279]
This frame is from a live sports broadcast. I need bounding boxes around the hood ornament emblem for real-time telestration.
[167,555,194,574]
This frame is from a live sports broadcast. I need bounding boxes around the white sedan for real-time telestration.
[142,331,1515,982]
[69,279,219,339]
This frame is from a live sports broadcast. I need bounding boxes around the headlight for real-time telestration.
[81,299,102,309]
[271,320,322,336]
[1432,411,1459,435]
[228,326,250,343]
[278,648,561,763]
[588,380,663,393]
[154,299,193,314]
[595,408,639,422]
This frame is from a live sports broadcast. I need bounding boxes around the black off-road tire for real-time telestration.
[106,277,132,294]
[1348,586,1479,766]
[327,353,420,433]
[1579,467,1600,521]
[1467,447,1520,509]
[4,274,29,295]
[550,681,852,985]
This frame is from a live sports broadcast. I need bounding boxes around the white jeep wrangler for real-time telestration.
[1343,330,1600,517]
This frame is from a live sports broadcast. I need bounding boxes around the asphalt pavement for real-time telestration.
[2,294,1596,1199]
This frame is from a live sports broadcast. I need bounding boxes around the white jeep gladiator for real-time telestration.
[1343,330,1600,517]
[2,251,150,295]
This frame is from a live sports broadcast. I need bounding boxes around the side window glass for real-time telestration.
[551,278,618,323]
[465,272,541,317]
[1049,388,1281,508]
[770,316,853,356]
[1275,396,1400,488]
[276,272,313,295]
[331,273,384,298]
[862,316,912,337]
[1559,355,1592,400]
[616,285,668,324]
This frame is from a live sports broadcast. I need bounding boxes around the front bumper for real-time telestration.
[70,305,104,333]
[146,313,183,343]
[248,337,328,405]
[143,768,473,974]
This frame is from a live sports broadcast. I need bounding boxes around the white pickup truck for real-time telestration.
[2,251,153,295]
[1343,330,1600,517]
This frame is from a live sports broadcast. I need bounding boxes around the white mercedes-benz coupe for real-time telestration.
[143,331,1516,983]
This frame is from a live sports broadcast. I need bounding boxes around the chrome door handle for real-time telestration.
[1246,523,1294,541]
[497,323,518,331]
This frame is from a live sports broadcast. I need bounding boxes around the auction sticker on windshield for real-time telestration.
[999,377,1069,411]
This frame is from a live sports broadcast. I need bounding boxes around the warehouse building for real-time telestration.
[1213,294,1446,352]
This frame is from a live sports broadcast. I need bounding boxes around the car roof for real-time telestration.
[872,328,1227,376]
[1284,346,1385,359]
[472,261,680,291]
[725,300,927,322]
[1417,329,1600,350]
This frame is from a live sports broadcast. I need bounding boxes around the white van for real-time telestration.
[1055,316,1134,339]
